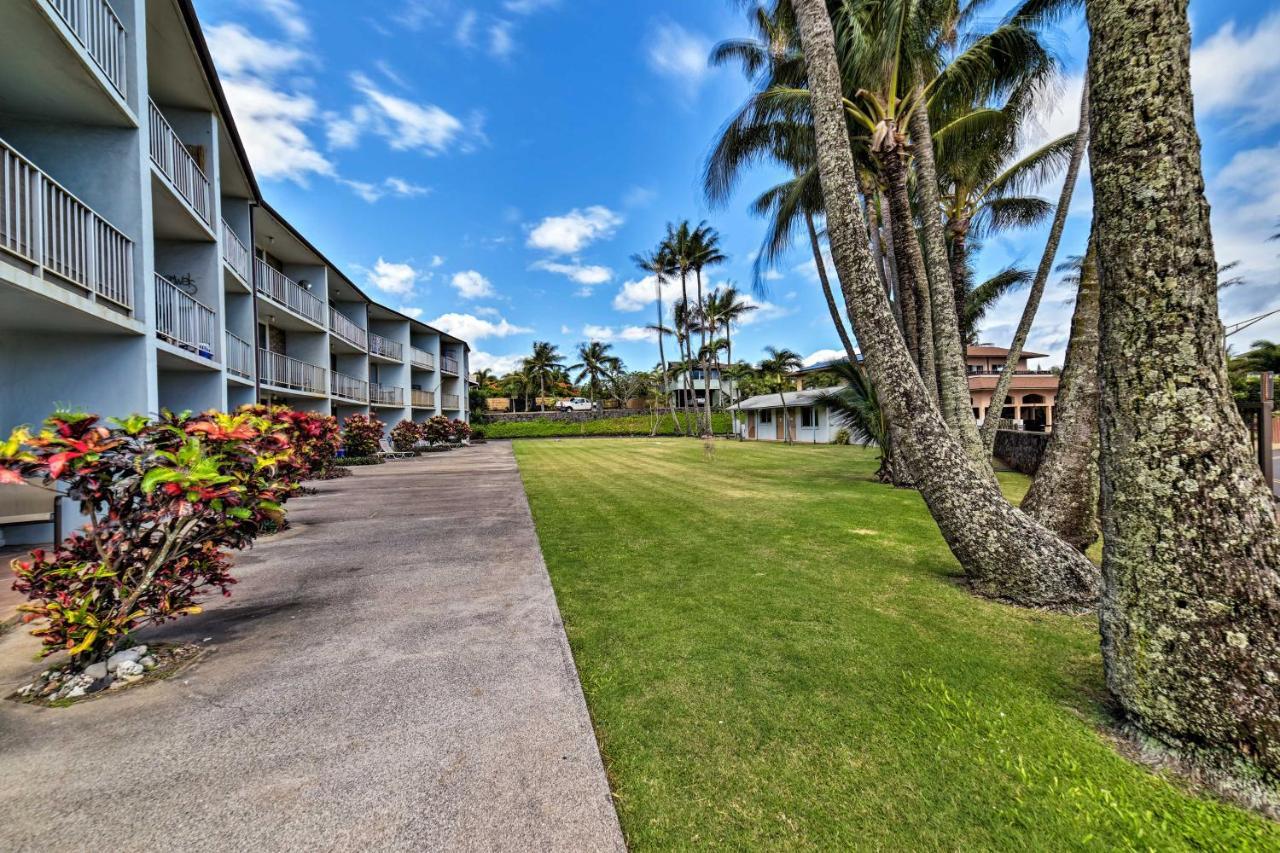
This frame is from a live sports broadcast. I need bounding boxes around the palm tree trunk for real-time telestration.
[1087,0,1280,776]
[1021,237,1100,551]
[878,191,905,337]
[908,99,989,471]
[979,80,1090,453]
[696,269,710,434]
[679,272,696,435]
[880,190,915,362]
[792,0,1097,607]
[807,210,857,363]
[947,219,972,344]
[879,141,939,407]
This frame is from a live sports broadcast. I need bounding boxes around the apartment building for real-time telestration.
[0,0,471,442]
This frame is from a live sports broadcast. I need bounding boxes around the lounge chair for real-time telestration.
[377,438,415,460]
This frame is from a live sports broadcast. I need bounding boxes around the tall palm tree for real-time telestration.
[632,247,677,414]
[661,222,699,433]
[688,223,727,433]
[521,341,564,412]
[758,346,802,444]
[570,341,622,405]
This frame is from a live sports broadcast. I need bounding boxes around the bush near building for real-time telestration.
[484,412,731,439]
[342,413,385,457]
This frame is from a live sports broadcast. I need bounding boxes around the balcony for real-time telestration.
[331,370,368,404]
[225,331,253,380]
[255,258,324,327]
[411,389,435,409]
[221,219,251,284]
[258,348,326,395]
[410,346,435,371]
[369,382,404,407]
[154,273,215,359]
[441,355,459,375]
[48,0,128,96]
[0,136,134,311]
[442,393,461,410]
[329,307,367,350]
[148,100,212,226]
[369,332,403,362]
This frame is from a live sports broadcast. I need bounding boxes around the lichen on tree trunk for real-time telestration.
[1087,0,1280,776]
[1021,238,1100,551]
[793,0,1098,608]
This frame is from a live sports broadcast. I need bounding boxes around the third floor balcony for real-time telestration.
[46,0,128,97]
[148,100,213,227]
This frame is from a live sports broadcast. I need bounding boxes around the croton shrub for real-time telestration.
[342,413,386,457]
[420,416,454,446]
[390,420,421,452]
[0,410,300,665]
[240,406,340,479]
[450,419,472,442]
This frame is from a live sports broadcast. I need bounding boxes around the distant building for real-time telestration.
[662,364,737,409]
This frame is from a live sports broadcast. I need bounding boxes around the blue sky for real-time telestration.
[194,0,1280,374]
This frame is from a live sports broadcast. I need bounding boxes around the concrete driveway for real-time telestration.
[0,443,624,852]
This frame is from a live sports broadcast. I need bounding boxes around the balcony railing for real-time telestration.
[221,219,251,282]
[331,370,369,403]
[410,346,435,370]
[258,348,326,395]
[0,136,134,310]
[442,394,461,410]
[369,382,404,406]
[411,389,435,408]
[441,355,459,375]
[329,307,367,350]
[369,332,403,361]
[148,100,212,225]
[255,258,325,327]
[48,0,128,96]
[155,273,215,359]
[226,331,253,379]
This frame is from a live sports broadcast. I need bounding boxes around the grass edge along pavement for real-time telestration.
[484,412,731,439]
[513,438,1279,850]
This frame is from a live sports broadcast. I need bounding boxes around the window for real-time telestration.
[759,409,773,424]
[800,406,817,428]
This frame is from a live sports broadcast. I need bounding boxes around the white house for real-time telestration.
[0,0,470,544]
[729,389,840,443]
[662,363,738,410]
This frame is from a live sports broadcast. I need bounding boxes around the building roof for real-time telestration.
[728,388,838,411]
[967,374,1060,391]
[967,345,1048,359]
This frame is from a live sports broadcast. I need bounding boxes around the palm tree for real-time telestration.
[570,340,622,405]
[472,368,497,391]
[816,359,894,482]
[521,341,564,412]
[632,247,677,414]
[758,346,802,444]
[688,223,726,433]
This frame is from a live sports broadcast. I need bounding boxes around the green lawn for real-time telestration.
[514,439,1278,850]
[483,411,730,439]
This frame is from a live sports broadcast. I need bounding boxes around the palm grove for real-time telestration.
[681,0,1276,789]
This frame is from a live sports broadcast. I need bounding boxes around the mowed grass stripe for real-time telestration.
[515,439,1278,850]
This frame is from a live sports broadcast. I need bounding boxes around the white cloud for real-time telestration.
[489,20,515,58]
[470,351,526,374]
[475,306,501,317]
[802,348,846,367]
[451,270,496,299]
[260,0,309,39]
[612,274,669,312]
[527,206,623,254]
[338,73,470,156]
[581,324,656,343]
[582,323,615,340]
[431,255,446,267]
[647,20,712,96]
[430,312,531,341]
[206,24,305,76]
[503,0,557,13]
[1209,144,1280,323]
[367,258,419,296]
[220,78,334,183]
[623,186,657,208]
[384,177,429,197]
[455,9,478,46]
[531,259,614,286]
[560,324,572,334]
[399,306,424,319]
[341,176,430,202]
[736,294,793,327]
[1191,12,1280,130]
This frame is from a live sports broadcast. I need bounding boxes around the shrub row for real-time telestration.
[482,412,732,439]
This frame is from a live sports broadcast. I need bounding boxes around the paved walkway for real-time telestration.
[0,443,624,852]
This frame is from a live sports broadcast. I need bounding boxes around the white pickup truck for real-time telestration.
[555,397,594,412]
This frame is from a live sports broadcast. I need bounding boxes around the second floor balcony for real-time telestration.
[441,393,461,410]
[148,100,212,226]
[329,307,367,350]
[369,382,404,407]
[441,355,459,375]
[331,370,369,404]
[410,346,435,370]
[220,219,251,283]
[411,389,435,408]
[154,273,215,359]
[258,348,326,396]
[225,331,253,380]
[369,332,403,362]
[255,257,325,327]
[0,135,134,312]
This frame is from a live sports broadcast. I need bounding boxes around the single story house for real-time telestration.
[728,389,839,443]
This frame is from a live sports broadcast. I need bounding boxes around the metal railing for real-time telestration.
[442,393,461,409]
[369,332,403,361]
[411,389,435,408]
[154,273,215,358]
[225,331,253,379]
[221,219,251,282]
[48,0,128,95]
[331,370,369,403]
[441,355,459,375]
[410,346,435,370]
[329,307,367,349]
[258,348,326,395]
[148,100,212,224]
[255,258,325,326]
[0,136,134,310]
[369,382,404,406]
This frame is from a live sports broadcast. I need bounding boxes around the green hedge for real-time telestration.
[483,412,732,439]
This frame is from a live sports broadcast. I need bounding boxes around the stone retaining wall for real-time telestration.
[480,409,651,424]
[994,429,1050,475]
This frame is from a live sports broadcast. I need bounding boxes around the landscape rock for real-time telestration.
[83,662,108,680]
[106,648,144,672]
[116,660,145,681]
[139,655,157,670]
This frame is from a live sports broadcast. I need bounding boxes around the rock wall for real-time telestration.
[994,429,1050,475]
[480,409,651,424]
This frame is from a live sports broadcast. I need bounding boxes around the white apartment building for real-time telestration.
[0,0,471,443]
